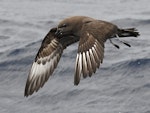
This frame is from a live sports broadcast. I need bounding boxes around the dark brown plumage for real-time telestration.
[24,16,139,97]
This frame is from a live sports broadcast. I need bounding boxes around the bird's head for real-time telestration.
[55,16,93,38]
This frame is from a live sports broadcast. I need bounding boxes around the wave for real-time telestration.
[108,58,150,75]
[116,58,150,68]
[0,35,10,39]
[112,18,150,27]
[0,18,42,29]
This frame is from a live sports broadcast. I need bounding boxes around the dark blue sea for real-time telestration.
[0,0,150,113]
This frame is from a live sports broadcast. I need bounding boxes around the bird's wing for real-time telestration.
[74,23,107,85]
[24,28,64,97]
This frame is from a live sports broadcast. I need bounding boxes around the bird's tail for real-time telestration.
[117,28,140,38]
[109,28,140,49]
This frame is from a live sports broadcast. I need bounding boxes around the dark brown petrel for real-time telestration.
[24,16,139,97]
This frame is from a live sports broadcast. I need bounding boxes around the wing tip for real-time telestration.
[74,73,81,86]
[74,80,80,85]
[24,88,29,97]
[24,82,31,97]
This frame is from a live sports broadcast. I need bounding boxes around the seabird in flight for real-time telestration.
[24,16,139,97]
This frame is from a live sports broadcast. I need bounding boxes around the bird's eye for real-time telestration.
[62,24,67,27]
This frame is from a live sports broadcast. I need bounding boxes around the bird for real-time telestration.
[24,16,139,97]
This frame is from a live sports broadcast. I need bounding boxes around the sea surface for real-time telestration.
[0,0,150,113]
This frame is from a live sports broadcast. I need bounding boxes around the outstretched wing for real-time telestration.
[74,20,118,85]
[74,32,105,85]
[25,28,64,97]
[74,20,117,85]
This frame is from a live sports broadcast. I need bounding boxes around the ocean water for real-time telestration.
[0,0,150,113]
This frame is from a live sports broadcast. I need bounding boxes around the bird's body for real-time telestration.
[24,16,139,97]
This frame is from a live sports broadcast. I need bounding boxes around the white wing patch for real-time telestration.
[74,38,104,85]
[25,39,63,96]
